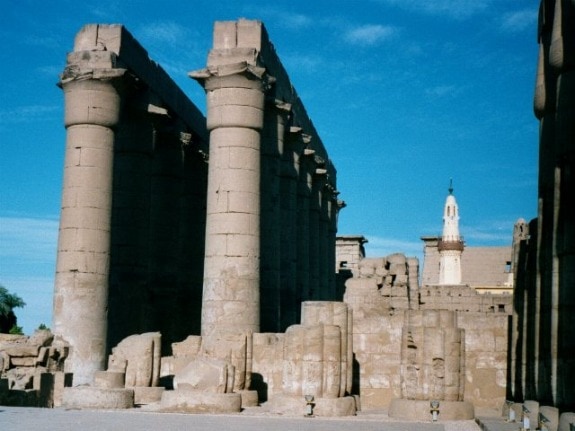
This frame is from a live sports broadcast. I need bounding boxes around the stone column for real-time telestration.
[308,159,322,300]
[317,170,330,299]
[279,119,303,331]
[533,0,575,408]
[301,301,353,397]
[107,102,153,350]
[297,147,314,301]
[146,124,184,348]
[192,63,268,337]
[53,60,126,385]
[178,135,208,337]
[294,131,312,307]
[325,184,339,300]
[260,99,287,332]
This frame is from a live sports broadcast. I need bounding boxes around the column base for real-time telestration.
[159,388,241,413]
[62,387,134,409]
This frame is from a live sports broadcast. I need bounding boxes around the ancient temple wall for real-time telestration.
[53,24,208,385]
[343,252,511,411]
[419,285,513,314]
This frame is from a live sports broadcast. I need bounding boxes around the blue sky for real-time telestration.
[1,0,540,334]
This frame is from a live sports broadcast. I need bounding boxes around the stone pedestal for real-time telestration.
[62,386,134,409]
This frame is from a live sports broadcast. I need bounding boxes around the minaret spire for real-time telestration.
[438,180,464,285]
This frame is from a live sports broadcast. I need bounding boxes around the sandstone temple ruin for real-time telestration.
[1,1,574,427]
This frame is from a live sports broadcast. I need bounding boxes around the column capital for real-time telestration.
[190,61,274,92]
[58,50,127,86]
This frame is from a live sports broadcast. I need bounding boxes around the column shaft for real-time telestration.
[53,75,123,385]
[260,103,284,332]
[279,129,300,330]
[200,70,266,336]
[107,108,153,350]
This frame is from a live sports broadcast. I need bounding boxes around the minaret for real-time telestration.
[438,180,464,285]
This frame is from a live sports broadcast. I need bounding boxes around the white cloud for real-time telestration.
[0,216,59,262]
[372,0,491,19]
[89,1,123,20]
[138,21,190,45]
[344,24,398,46]
[460,219,517,245]
[276,12,313,30]
[500,9,538,33]
[282,53,325,74]
[0,105,59,123]
[425,85,460,98]
[243,6,313,31]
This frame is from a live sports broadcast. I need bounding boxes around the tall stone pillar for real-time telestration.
[533,0,575,408]
[107,103,153,351]
[260,100,287,332]
[192,64,269,337]
[279,121,303,331]
[146,125,184,348]
[317,170,330,299]
[178,136,208,337]
[308,160,322,299]
[53,56,126,385]
[326,187,339,299]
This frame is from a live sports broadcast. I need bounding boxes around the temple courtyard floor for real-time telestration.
[0,405,517,431]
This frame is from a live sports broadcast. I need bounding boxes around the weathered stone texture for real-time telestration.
[0,331,71,407]
[400,310,465,402]
[107,332,161,388]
